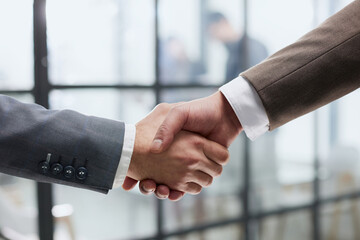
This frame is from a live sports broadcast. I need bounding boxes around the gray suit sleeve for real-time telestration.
[0,95,125,194]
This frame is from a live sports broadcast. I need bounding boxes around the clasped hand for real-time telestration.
[123,91,242,201]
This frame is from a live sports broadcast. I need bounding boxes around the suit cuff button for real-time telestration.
[51,163,63,175]
[39,162,50,174]
[76,167,88,180]
[64,166,75,179]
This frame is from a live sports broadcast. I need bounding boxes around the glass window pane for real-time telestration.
[53,186,157,240]
[0,0,33,90]
[316,0,352,28]
[0,94,37,239]
[0,93,34,104]
[249,0,313,55]
[334,0,353,12]
[250,114,315,213]
[159,0,203,85]
[248,0,317,213]
[50,89,155,124]
[0,177,38,239]
[160,88,216,103]
[159,0,264,85]
[321,199,360,240]
[320,91,360,199]
[166,223,243,240]
[47,0,155,86]
[258,210,312,240]
[49,89,157,239]
[338,93,360,164]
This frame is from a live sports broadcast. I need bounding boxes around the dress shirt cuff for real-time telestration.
[219,76,270,141]
[112,124,136,189]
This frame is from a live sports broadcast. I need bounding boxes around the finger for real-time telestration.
[168,190,185,201]
[139,179,157,195]
[185,182,203,195]
[122,177,138,191]
[150,105,189,153]
[191,171,214,188]
[198,157,223,178]
[155,185,170,199]
[203,140,230,166]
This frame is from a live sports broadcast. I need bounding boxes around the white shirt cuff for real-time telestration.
[112,124,136,189]
[219,76,270,141]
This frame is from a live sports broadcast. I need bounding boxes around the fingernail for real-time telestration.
[151,139,163,151]
[157,195,166,199]
[140,186,154,193]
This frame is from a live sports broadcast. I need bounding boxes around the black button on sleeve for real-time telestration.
[76,167,88,180]
[51,163,63,175]
[39,162,50,174]
[64,166,75,179]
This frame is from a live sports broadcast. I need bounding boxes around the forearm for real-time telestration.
[0,95,124,193]
[241,0,360,130]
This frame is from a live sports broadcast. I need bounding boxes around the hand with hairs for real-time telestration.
[123,92,242,200]
[122,101,231,199]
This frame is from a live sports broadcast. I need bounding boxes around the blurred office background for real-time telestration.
[0,0,359,239]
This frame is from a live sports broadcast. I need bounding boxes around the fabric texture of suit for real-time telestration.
[0,95,124,193]
[241,0,360,130]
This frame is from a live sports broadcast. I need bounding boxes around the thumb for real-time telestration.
[122,177,138,191]
[150,105,189,153]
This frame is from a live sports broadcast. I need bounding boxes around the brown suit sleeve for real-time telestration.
[241,0,360,130]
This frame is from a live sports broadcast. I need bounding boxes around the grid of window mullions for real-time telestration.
[0,0,355,239]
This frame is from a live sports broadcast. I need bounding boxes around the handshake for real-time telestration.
[122,91,243,201]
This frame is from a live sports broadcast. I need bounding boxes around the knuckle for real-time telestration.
[157,124,170,136]
[193,185,202,194]
[218,150,230,165]
[223,150,230,164]
[205,177,213,187]
[177,171,191,184]
[170,105,182,115]
[185,156,200,168]
[153,103,171,116]
[214,166,223,177]
[179,173,189,183]
[170,105,188,118]
[157,102,171,110]
[167,179,177,188]
[187,184,202,195]
[192,137,205,148]
[171,181,183,191]
[185,171,195,182]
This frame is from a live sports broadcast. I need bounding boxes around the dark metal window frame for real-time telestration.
[0,0,358,239]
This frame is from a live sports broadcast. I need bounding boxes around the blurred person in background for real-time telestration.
[207,12,268,82]
[159,36,204,85]
[160,37,193,84]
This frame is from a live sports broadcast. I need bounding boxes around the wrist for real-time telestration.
[215,91,242,132]
[127,124,147,180]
